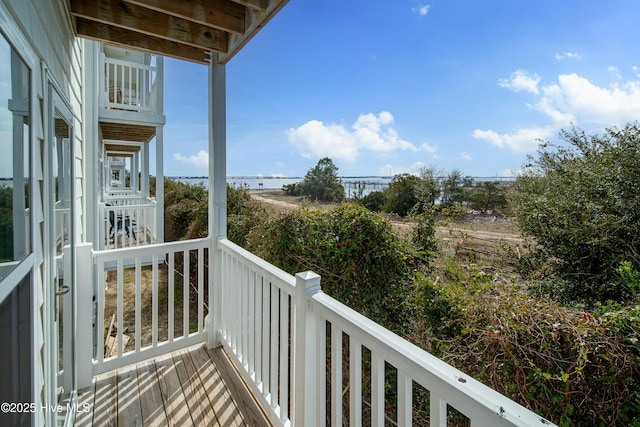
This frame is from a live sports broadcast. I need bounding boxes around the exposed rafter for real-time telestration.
[70,0,289,64]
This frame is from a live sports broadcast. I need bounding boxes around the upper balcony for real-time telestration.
[98,46,165,129]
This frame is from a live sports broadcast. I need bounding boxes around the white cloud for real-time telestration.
[275,161,285,168]
[287,111,418,162]
[460,152,472,160]
[418,5,431,16]
[472,126,554,153]
[633,66,640,78]
[498,70,540,95]
[421,142,437,153]
[475,69,640,152]
[555,51,582,60]
[173,150,209,168]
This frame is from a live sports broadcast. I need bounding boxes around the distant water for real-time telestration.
[172,176,393,197]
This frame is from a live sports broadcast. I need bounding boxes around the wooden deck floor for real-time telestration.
[74,344,271,426]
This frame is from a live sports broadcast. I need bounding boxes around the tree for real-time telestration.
[513,124,640,300]
[297,157,345,202]
[468,181,507,213]
[382,173,422,216]
[416,166,441,207]
[441,169,463,207]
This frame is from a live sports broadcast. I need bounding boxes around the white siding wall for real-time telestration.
[1,1,84,425]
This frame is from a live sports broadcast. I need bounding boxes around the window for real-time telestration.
[0,32,31,281]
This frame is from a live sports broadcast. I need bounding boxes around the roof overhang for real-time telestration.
[70,0,289,64]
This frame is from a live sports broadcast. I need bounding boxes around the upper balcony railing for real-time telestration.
[101,55,158,113]
[98,199,158,250]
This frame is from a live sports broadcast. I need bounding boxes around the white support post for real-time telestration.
[155,125,164,243]
[142,141,149,198]
[75,243,93,390]
[293,271,321,427]
[207,54,227,348]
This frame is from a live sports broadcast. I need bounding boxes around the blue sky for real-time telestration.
[163,0,640,178]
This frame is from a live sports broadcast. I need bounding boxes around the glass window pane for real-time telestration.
[0,32,31,281]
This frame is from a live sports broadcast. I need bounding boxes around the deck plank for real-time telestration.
[208,346,272,426]
[86,344,272,426]
[189,345,243,426]
[92,372,117,427]
[116,364,143,427]
[136,359,168,425]
[74,383,96,427]
[155,352,194,425]
[172,348,219,426]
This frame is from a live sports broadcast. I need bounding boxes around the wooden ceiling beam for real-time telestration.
[231,0,267,11]
[71,0,228,53]
[76,18,211,64]
[220,0,289,64]
[125,0,246,35]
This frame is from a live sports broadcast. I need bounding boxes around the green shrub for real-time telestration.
[513,124,640,301]
[358,190,386,212]
[297,157,345,202]
[382,173,422,216]
[246,204,427,327]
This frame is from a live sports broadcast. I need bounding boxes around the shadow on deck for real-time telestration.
[75,344,270,426]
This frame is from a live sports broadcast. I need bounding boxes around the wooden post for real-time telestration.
[293,271,321,426]
[207,54,226,347]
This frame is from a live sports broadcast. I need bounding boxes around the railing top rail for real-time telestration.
[93,237,210,263]
[102,202,157,209]
[310,291,553,426]
[219,238,296,289]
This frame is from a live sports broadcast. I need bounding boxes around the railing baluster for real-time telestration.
[241,264,248,367]
[116,259,124,357]
[317,316,327,426]
[350,336,362,427]
[279,291,289,421]
[331,324,343,427]
[430,392,447,427]
[248,268,256,378]
[198,247,204,334]
[96,260,105,364]
[371,352,385,427]
[135,257,141,352]
[152,253,158,347]
[262,278,270,398]
[398,370,412,426]
[270,284,279,408]
[168,251,174,342]
[183,249,189,338]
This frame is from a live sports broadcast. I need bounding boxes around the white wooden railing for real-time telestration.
[98,200,157,250]
[93,238,210,374]
[102,56,157,112]
[217,239,554,427]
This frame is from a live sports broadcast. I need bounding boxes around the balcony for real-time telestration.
[72,238,554,426]
[98,48,165,130]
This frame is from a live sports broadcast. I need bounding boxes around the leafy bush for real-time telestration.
[358,190,386,212]
[445,298,640,425]
[246,204,428,327]
[513,124,640,301]
[163,180,267,245]
[382,173,422,216]
[227,185,269,247]
[296,157,345,202]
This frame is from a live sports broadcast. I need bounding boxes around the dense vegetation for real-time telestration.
[282,157,345,202]
[513,124,640,303]
[161,125,640,424]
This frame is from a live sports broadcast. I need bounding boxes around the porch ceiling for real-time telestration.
[69,0,290,64]
[100,122,156,143]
